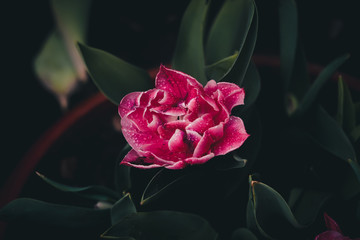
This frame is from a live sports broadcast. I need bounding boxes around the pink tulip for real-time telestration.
[315,213,360,240]
[118,65,249,169]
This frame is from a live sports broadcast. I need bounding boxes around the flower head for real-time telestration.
[118,65,249,169]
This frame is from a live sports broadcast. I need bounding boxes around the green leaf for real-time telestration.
[172,0,209,84]
[351,125,360,142]
[78,43,153,104]
[114,144,132,194]
[286,44,311,114]
[0,198,110,230]
[336,77,357,135]
[247,176,304,240]
[140,168,187,206]
[278,0,298,91]
[308,105,357,162]
[215,154,247,171]
[288,188,331,226]
[348,159,360,184]
[205,0,255,64]
[101,211,218,240]
[342,79,356,133]
[220,1,258,86]
[33,30,79,109]
[51,0,92,81]
[232,228,258,240]
[336,76,345,125]
[242,61,261,108]
[341,158,360,199]
[205,52,238,81]
[36,172,121,203]
[110,193,136,225]
[51,0,91,42]
[296,54,349,115]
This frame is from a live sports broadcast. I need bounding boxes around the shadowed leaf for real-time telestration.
[110,193,136,225]
[0,198,110,231]
[115,144,132,194]
[278,0,298,91]
[232,228,258,240]
[101,211,218,240]
[296,54,349,115]
[308,105,357,162]
[78,43,152,104]
[247,176,305,240]
[172,0,209,84]
[36,172,120,203]
[140,168,187,206]
[220,1,258,86]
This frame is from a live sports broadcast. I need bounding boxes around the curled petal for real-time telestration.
[121,117,158,152]
[118,92,142,118]
[186,130,202,149]
[155,65,202,100]
[158,90,176,105]
[146,114,162,131]
[204,80,218,95]
[212,116,249,155]
[168,129,188,152]
[186,113,215,135]
[121,149,165,169]
[151,105,186,116]
[165,161,187,170]
[217,82,245,110]
[315,231,350,240]
[324,213,343,233]
[184,153,215,166]
[158,120,188,139]
[193,131,214,158]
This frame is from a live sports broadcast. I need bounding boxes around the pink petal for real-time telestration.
[118,92,142,118]
[151,105,186,116]
[193,131,214,158]
[184,153,215,165]
[126,107,149,131]
[155,65,202,100]
[121,117,158,151]
[315,231,349,240]
[157,90,176,105]
[121,149,165,169]
[212,116,249,155]
[157,120,188,140]
[147,114,162,131]
[186,130,202,149]
[324,213,343,233]
[168,129,188,152]
[186,113,215,135]
[138,89,160,107]
[166,161,187,170]
[206,123,224,142]
[204,80,218,95]
[217,82,245,111]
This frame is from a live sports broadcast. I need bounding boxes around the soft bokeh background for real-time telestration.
[1,0,359,192]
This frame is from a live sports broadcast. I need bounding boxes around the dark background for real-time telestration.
[1,0,359,194]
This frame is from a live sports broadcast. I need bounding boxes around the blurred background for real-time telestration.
[1,0,359,191]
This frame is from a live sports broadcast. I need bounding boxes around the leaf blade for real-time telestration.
[78,43,152,104]
[296,54,349,115]
[102,211,218,240]
[220,2,258,86]
[36,172,121,203]
[172,0,209,84]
